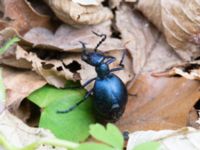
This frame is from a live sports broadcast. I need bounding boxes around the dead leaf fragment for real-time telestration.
[127,127,200,150]
[44,0,113,26]
[0,0,51,34]
[72,0,103,6]
[23,21,123,52]
[0,110,66,150]
[136,0,200,60]
[2,66,46,112]
[0,28,32,69]
[117,73,200,132]
[16,46,133,88]
[116,5,160,75]
[152,60,200,81]
[142,35,182,72]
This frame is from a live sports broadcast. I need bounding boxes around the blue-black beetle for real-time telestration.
[58,32,128,122]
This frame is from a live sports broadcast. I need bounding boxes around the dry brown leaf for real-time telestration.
[116,73,200,131]
[43,0,113,26]
[0,24,133,88]
[116,5,160,76]
[23,21,123,52]
[115,24,198,131]
[135,0,200,60]
[2,66,46,115]
[0,0,51,34]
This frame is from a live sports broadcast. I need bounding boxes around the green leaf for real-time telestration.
[0,69,5,102]
[0,37,20,55]
[133,141,160,150]
[89,123,124,149]
[28,85,81,108]
[76,143,114,150]
[28,85,95,142]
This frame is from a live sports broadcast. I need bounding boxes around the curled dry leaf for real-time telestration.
[152,60,200,81]
[136,0,200,60]
[116,5,160,76]
[23,21,123,52]
[2,66,46,115]
[0,110,65,150]
[0,0,51,34]
[43,0,113,26]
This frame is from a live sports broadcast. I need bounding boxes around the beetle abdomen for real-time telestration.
[93,74,127,121]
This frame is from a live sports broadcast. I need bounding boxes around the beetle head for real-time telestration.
[80,32,107,66]
[81,50,104,66]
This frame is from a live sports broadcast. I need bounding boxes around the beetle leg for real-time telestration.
[110,67,124,73]
[79,41,87,51]
[92,31,107,52]
[119,50,126,67]
[57,88,93,113]
[104,56,116,64]
[69,77,96,89]
[82,77,96,87]
[105,50,126,66]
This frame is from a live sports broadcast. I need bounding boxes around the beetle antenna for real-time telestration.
[92,31,107,52]
[79,41,87,53]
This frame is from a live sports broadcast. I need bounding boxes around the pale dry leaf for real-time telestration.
[0,69,5,114]
[116,5,160,76]
[43,0,113,26]
[136,0,200,60]
[152,60,200,81]
[0,25,133,88]
[125,0,137,2]
[127,127,200,150]
[142,35,182,72]
[109,0,122,8]
[23,21,124,52]
[2,66,46,112]
[16,46,76,88]
[16,46,133,88]
[0,110,65,150]
[72,0,103,6]
[0,32,32,69]
[0,28,32,69]
[0,0,51,35]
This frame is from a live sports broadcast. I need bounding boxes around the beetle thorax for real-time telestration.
[95,63,110,78]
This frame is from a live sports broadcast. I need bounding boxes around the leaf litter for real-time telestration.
[0,0,200,149]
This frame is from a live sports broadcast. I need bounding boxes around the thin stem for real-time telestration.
[21,138,79,150]
[0,134,18,150]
